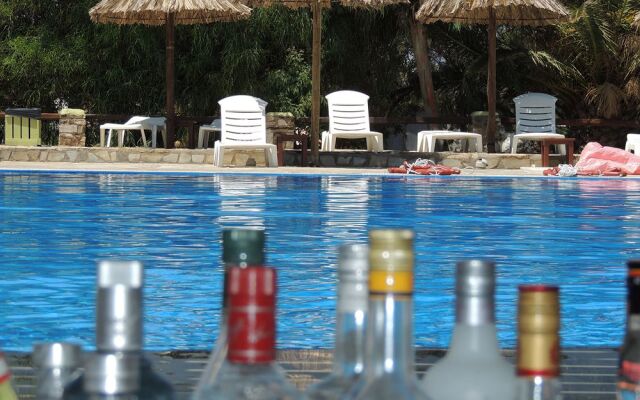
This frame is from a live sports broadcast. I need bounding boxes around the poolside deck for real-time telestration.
[0,160,606,177]
[8,349,617,399]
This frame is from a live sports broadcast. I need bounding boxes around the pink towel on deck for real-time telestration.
[575,142,640,175]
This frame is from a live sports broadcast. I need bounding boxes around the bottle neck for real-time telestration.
[457,293,494,325]
[364,293,414,378]
[333,310,366,376]
[447,293,501,356]
[332,273,367,376]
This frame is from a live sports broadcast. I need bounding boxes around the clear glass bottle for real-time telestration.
[306,244,369,400]
[421,260,516,399]
[618,260,640,399]
[193,228,266,400]
[515,285,562,400]
[344,229,430,400]
[0,352,18,400]
[33,342,83,399]
[195,266,302,400]
[63,260,174,400]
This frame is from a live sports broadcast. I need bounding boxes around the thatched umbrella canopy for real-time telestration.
[90,0,251,148]
[416,0,570,152]
[241,0,408,165]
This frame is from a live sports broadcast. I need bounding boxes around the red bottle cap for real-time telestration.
[519,284,559,292]
[227,266,276,364]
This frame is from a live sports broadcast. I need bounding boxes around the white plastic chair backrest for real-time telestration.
[219,95,268,145]
[326,90,371,134]
[514,93,557,134]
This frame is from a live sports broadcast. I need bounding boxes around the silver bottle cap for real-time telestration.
[32,342,82,369]
[456,259,496,325]
[96,260,143,352]
[456,259,495,296]
[337,244,369,313]
[338,244,369,279]
[84,353,140,394]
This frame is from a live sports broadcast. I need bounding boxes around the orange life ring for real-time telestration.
[388,162,461,176]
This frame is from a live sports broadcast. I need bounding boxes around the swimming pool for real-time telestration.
[1,171,638,352]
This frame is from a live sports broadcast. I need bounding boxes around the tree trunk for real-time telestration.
[165,13,176,149]
[408,10,437,118]
[310,1,322,166]
[486,9,497,153]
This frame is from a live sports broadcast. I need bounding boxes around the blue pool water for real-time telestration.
[1,171,639,352]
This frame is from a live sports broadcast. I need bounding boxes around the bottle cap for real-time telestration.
[628,260,640,269]
[32,343,82,369]
[456,260,495,325]
[84,353,140,394]
[96,261,143,352]
[517,285,560,377]
[456,260,495,296]
[628,260,640,277]
[337,244,369,313]
[368,229,414,294]
[338,244,369,279]
[223,228,265,266]
[228,266,276,364]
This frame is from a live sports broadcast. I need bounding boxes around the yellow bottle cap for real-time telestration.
[368,229,414,294]
[517,285,560,377]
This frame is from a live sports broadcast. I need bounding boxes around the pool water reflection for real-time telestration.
[1,172,639,351]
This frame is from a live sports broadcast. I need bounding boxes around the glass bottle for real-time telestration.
[421,260,516,399]
[195,266,302,399]
[306,244,369,400]
[515,285,562,400]
[64,260,174,400]
[0,352,18,400]
[618,260,640,399]
[33,342,83,399]
[344,229,430,400]
[193,228,266,399]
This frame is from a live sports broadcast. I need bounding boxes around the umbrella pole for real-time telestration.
[165,13,176,149]
[486,8,497,153]
[310,0,322,166]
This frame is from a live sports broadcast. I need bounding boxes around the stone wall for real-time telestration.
[58,117,86,147]
[0,145,574,168]
[0,146,214,164]
[57,109,86,147]
[266,112,295,146]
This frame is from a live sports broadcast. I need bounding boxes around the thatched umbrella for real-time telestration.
[416,0,570,152]
[89,0,251,148]
[241,0,408,165]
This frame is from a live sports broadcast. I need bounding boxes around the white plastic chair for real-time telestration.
[213,95,277,167]
[99,116,166,148]
[416,130,483,152]
[511,93,565,154]
[197,119,221,149]
[321,90,383,151]
[625,133,640,154]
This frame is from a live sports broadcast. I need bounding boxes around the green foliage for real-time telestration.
[0,0,638,134]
